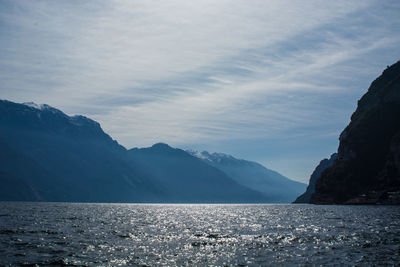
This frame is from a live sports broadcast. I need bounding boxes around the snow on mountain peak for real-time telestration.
[23,102,41,109]
[187,150,235,162]
[22,102,58,112]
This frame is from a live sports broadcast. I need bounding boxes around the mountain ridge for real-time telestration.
[129,145,273,203]
[0,100,286,203]
[189,150,306,203]
[310,61,400,204]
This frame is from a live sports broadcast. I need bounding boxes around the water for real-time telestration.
[0,203,399,266]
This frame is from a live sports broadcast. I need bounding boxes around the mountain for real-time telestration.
[311,61,400,204]
[188,151,307,203]
[128,144,272,203]
[0,100,270,203]
[0,100,163,202]
[293,153,337,203]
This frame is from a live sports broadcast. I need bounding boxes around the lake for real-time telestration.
[0,202,399,266]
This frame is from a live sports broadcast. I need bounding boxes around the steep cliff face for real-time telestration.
[293,153,337,203]
[311,61,400,204]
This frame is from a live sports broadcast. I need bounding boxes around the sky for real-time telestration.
[1,0,400,183]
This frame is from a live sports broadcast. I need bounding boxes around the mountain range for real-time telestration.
[188,151,306,203]
[6,61,397,205]
[0,100,304,203]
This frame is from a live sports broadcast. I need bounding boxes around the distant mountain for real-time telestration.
[128,144,272,203]
[0,100,163,202]
[311,61,400,204]
[0,100,270,203]
[293,153,337,203]
[188,151,307,203]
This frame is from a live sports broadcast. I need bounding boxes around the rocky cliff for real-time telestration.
[293,153,337,203]
[311,61,400,204]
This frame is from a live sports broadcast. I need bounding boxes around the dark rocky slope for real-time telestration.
[293,153,337,203]
[311,61,400,204]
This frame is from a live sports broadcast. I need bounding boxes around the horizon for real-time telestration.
[1,1,400,182]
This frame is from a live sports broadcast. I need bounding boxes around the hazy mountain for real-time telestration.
[293,153,337,203]
[0,100,270,203]
[0,100,164,202]
[188,151,307,203]
[129,144,272,203]
[311,61,400,204]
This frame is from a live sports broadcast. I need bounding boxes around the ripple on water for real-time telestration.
[0,203,399,266]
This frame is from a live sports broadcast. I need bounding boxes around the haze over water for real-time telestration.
[1,202,399,266]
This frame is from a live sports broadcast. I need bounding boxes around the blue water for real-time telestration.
[0,202,399,266]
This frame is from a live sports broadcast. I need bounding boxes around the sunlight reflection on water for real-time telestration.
[0,203,399,266]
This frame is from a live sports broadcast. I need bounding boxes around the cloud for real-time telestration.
[93,3,400,147]
[0,0,375,100]
[1,0,400,180]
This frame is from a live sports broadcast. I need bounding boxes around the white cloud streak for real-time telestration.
[1,0,400,180]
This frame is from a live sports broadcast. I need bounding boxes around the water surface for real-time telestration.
[0,203,399,266]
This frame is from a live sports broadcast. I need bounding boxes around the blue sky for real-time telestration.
[1,0,399,182]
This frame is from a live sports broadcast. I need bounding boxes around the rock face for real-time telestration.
[293,153,337,203]
[189,151,306,203]
[311,61,400,204]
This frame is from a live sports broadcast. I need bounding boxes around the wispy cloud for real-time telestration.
[1,0,399,181]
